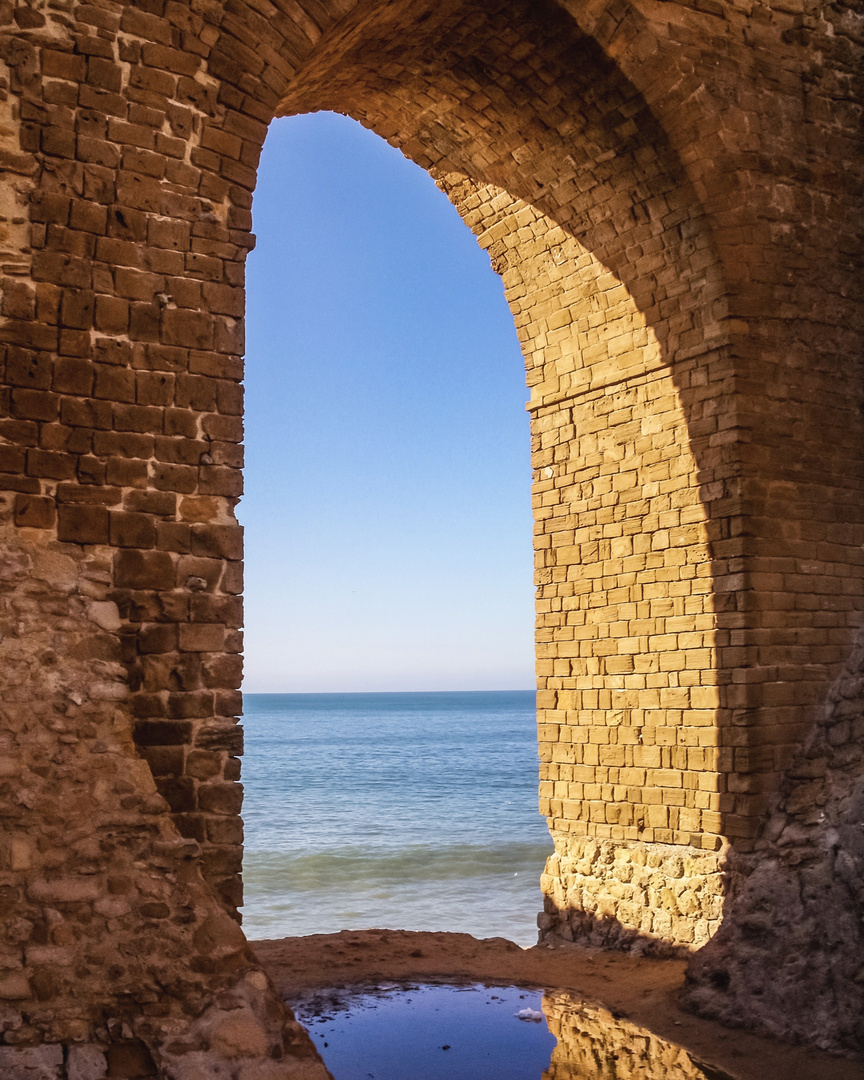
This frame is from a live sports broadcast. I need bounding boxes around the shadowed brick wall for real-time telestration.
[0,0,861,1072]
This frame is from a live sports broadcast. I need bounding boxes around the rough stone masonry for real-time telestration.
[0,0,862,1073]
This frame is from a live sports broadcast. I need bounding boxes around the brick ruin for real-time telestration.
[0,0,862,1073]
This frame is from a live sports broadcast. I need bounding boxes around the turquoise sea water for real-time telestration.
[241,691,552,947]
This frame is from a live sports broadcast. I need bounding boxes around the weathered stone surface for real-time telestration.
[539,837,725,955]
[0,1045,63,1080]
[66,1045,107,1080]
[683,634,864,1055]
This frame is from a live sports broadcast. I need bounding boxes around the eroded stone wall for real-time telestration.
[0,507,327,1077]
[683,629,864,1054]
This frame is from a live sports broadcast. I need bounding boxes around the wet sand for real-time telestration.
[253,929,864,1080]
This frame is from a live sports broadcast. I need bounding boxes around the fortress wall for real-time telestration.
[0,0,861,1069]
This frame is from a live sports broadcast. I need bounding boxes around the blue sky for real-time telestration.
[240,111,534,692]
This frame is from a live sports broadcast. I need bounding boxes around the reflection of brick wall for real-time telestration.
[0,0,862,1069]
[542,992,714,1080]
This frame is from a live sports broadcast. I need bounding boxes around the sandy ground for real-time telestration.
[253,929,864,1080]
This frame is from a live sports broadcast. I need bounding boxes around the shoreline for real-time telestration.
[253,929,864,1080]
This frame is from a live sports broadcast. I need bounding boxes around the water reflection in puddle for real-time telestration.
[290,983,733,1080]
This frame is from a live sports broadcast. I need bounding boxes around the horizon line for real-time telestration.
[242,687,537,695]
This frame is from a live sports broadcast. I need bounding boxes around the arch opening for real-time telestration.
[265,0,734,953]
[239,109,549,945]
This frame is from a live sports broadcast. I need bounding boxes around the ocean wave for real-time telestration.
[243,841,551,893]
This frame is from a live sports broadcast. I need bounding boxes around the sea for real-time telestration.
[240,690,553,948]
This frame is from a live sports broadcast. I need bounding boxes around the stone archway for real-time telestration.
[0,0,862,1073]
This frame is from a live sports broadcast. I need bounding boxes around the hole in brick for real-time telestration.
[106,1040,157,1078]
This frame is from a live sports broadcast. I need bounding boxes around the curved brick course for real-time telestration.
[0,0,862,1070]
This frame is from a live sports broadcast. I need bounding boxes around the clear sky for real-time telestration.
[240,111,535,693]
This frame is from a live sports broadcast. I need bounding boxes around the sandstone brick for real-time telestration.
[0,445,26,473]
[164,409,199,437]
[195,721,243,754]
[114,549,174,589]
[215,689,242,716]
[179,496,219,522]
[66,1044,107,1080]
[92,337,131,367]
[137,624,177,655]
[53,357,95,395]
[206,815,243,845]
[105,1042,156,1079]
[189,524,242,560]
[56,482,121,505]
[134,719,192,746]
[186,750,221,780]
[198,466,242,497]
[94,294,129,333]
[154,435,207,465]
[160,308,215,350]
[123,147,167,179]
[152,461,197,493]
[197,781,243,816]
[156,776,196,812]
[136,371,174,406]
[167,689,214,718]
[14,494,55,528]
[60,397,112,429]
[106,457,149,487]
[0,1045,63,1075]
[0,418,39,446]
[12,387,58,421]
[128,301,161,342]
[177,555,223,591]
[57,505,109,544]
[175,373,216,412]
[114,403,163,433]
[156,521,191,552]
[166,277,203,309]
[26,448,76,480]
[189,350,242,380]
[93,364,135,402]
[110,511,156,548]
[58,328,92,357]
[3,347,48,390]
[124,489,176,516]
[178,623,225,652]
[192,595,242,628]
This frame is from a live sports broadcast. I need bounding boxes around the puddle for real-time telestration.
[289,983,735,1080]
